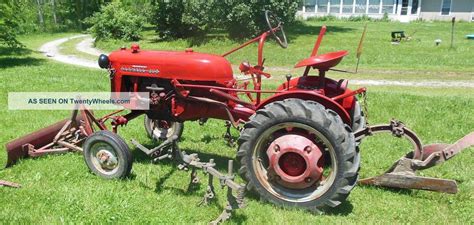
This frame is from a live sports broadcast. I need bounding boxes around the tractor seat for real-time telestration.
[294,50,348,71]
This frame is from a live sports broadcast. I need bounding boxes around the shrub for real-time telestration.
[224,0,299,39]
[85,1,145,41]
[153,0,215,39]
[0,3,23,48]
[152,0,298,40]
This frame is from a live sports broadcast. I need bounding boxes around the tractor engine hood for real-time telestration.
[108,46,234,83]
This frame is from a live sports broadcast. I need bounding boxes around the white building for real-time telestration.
[297,0,474,22]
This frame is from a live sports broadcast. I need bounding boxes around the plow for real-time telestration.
[3,10,473,223]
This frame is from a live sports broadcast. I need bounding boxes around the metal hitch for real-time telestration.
[355,120,474,193]
[133,136,246,224]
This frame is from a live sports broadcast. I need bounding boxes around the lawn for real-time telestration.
[0,29,473,224]
[94,20,474,76]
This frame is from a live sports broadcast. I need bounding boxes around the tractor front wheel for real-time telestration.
[144,115,184,141]
[83,131,133,179]
[237,98,359,212]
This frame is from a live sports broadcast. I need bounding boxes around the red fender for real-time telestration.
[257,91,351,125]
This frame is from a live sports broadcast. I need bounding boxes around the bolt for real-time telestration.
[305,177,312,183]
[273,144,280,152]
[304,146,312,153]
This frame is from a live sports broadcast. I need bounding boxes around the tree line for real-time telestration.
[0,0,298,47]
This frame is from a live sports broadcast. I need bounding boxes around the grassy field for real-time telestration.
[94,20,474,75]
[0,30,473,224]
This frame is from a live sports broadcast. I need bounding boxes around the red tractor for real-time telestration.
[92,10,363,211]
[6,11,473,221]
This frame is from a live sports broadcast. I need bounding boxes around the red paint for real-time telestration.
[107,25,358,129]
[266,134,323,189]
[109,47,234,89]
[294,50,348,70]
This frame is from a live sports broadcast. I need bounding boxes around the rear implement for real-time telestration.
[356,120,474,193]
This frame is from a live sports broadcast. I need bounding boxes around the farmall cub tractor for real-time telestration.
[101,11,363,212]
[5,11,473,222]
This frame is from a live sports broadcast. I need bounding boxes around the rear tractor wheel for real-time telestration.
[237,98,359,212]
[144,115,184,141]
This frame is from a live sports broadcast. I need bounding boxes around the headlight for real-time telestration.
[98,54,110,69]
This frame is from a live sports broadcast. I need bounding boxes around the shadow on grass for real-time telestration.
[285,21,355,43]
[146,21,355,48]
[0,46,32,56]
[149,33,228,48]
[0,57,46,69]
[358,185,413,195]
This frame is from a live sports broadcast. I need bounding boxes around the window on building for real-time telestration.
[441,0,451,15]
[381,0,395,14]
[342,0,353,13]
[355,0,367,13]
[411,0,419,14]
[330,0,341,13]
[368,0,380,13]
[317,0,329,13]
[401,0,408,15]
[305,0,317,12]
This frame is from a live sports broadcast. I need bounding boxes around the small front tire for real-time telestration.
[144,115,184,141]
[83,130,133,179]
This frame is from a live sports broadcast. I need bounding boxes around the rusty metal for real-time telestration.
[0,180,21,188]
[266,134,323,189]
[5,105,104,167]
[356,120,474,193]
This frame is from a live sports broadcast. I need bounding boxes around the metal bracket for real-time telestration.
[223,121,236,146]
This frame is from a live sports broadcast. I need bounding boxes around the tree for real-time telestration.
[85,1,145,41]
[153,0,215,39]
[0,3,24,48]
[152,0,298,40]
[224,0,299,39]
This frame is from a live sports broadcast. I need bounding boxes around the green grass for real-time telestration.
[0,32,473,224]
[58,35,99,61]
[95,21,474,75]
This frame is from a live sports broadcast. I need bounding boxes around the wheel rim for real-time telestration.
[89,142,120,175]
[150,120,176,140]
[252,122,337,202]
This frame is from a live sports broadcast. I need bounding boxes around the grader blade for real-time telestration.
[5,105,99,167]
[6,119,71,167]
[356,120,474,193]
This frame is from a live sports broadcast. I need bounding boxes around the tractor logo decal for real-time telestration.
[121,65,159,74]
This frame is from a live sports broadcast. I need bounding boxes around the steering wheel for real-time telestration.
[265,10,288,49]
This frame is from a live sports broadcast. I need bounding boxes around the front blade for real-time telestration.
[5,119,69,167]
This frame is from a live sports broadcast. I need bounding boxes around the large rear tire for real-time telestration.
[237,98,359,212]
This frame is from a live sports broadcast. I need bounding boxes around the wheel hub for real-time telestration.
[266,134,323,189]
[96,149,118,170]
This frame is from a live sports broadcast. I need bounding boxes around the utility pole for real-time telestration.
[450,17,455,49]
